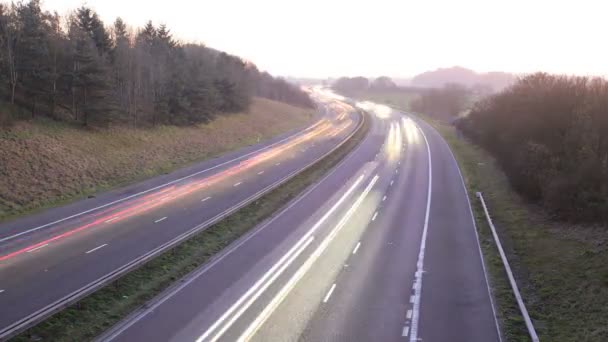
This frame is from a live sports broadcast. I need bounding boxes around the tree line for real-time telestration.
[0,0,312,127]
[410,83,470,121]
[458,73,608,223]
[332,76,397,93]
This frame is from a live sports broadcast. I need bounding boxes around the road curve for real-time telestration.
[0,94,359,339]
[98,96,500,342]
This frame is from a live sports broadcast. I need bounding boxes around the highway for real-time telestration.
[98,93,501,342]
[0,91,360,339]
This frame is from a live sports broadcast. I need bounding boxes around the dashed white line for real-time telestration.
[371,212,378,221]
[0,289,5,294]
[233,182,242,187]
[154,217,167,223]
[352,242,361,254]
[402,326,410,337]
[275,162,281,166]
[410,295,415,304]
[85,244,108,254]
[105,217,119,223]
[390,180,394,186]
[323,283,337,303]
[26,244,49,253]
[406,309,412,320]
[382,195,387,202]
[395,169,399,174]
[258,171,265,175]
[201,196,211,202]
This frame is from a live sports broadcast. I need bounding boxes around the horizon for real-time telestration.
[41,0,608,79]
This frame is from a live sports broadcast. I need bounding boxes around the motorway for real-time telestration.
[0,91,359,339]
[97,92,501,342]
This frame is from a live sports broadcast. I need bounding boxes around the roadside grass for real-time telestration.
[0,97,313,223]
[10,111,369,342]
[416,115,608,342]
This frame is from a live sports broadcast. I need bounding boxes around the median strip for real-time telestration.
[9,110,370,342]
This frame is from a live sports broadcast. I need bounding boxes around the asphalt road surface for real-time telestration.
[99,94,501,342]
[0,92,360,339]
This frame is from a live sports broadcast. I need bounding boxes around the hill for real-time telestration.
[411,66,515,92]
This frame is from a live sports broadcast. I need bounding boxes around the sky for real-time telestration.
[43,0,608,78]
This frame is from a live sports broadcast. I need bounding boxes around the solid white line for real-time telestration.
[257,171,264,175]
[0,124,317,244]
[371,212,378,221]
[26,244,49,253]
[105,217,119,223]
[406,309,412,320]
[237,175,380,341]
[382,195,387,201]
[154,217,167,223]
[201,197,211,202]
[233,182,242,187]
[409,118,432,342]
[402,326,410,337]
[323,284,337,303]
[197,174,368,342]
[85,244,108,254]
[352,242,361,254]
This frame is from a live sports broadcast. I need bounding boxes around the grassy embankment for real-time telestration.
[416,115,608,341]
[11,109,369,342]
[0,97,313,222]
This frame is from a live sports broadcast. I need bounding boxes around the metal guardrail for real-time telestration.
[0,109,367,341]
[476,192,540,342]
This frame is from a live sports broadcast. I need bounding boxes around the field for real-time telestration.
[0,97,314,222]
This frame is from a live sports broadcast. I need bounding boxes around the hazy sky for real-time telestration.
[43,0,608,78]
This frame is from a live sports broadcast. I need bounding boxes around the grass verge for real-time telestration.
[10,111,369,342]
[416,114,608,342]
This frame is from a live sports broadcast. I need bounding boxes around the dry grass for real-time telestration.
[0,97,313,221]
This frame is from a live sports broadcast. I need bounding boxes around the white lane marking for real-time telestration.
[102,131,374,341]
[0,124,316,244]
[197,174,368,342]
[237,175,380,341]
[26,244,49,253]
[233,182,242,187]
[371,212,378,221]
[390,180,394,186]
[406,309,412,320]
[258,171,265,175]
[0,290,4,294]
[154,217,167,223]
[402,326,410,337]
[409,118,433,342]
[352,242,361,254]
[201,196,211,202]
[105,217,119,223]
[410,295,415,304]
[86,244,108,254]
[382,195,387,202]
[323,284,337,303]
[395,169,399,174]
[275,162,281,166]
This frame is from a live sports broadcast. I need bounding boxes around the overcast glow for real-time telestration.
[43,0,608,78]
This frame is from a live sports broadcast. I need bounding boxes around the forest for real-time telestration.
[0,0,313,127]
[458,73,608,223]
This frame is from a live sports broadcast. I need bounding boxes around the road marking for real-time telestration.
[390,180,394,186]
[237,175,380,341]
[105,217,119,223]
[323,284,337,303]
[382,195,387,201]
[410,295,415,304]
[402,326,410,337]
[372,211,378,221]
[154,217,167,223]
[233,182,242,187]
[258,171,264,175]
[395,169,399,174]
[86,244,108,254]
[352,242,361,254]
[0,290,5,294]
[26,244,49,253]
[406,309,412,320]
[198,174,370,342]
[409,118,433,342]
[201,196,211,202]
[275,162,281,166]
